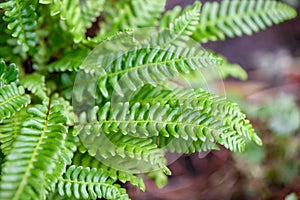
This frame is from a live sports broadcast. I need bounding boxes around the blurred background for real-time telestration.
[129,0,300,199]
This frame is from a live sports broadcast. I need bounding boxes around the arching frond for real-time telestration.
[0,97,70,200]
[80,46,220,99]
[57,165,130,200]
[0,0,37,54]
[0,83,30,122]
[193,0,297,43]
[129,84,262,151]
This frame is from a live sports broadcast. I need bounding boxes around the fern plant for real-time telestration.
[0,0,296,199]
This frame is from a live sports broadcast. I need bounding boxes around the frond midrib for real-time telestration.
[93,54,207,78]
[12,99,51,200]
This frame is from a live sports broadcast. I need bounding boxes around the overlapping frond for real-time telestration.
[193,0,297,43]
[57,165,130,200]
[40,0,105,43]
[0,97,70,200]
[72,151,145,191]
[148,1,201,47]
[0,0,37,54]
[98,0,166,38]
[21,73,47,99]
[129,84,262,151]
[0,83,30,122]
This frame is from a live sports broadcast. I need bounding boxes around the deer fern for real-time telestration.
[0,0,296,199]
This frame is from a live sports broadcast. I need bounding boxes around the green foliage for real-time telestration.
[193,0,297,43]
[0,0,37,54]
[0,0,296,200]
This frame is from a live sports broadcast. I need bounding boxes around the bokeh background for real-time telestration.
[129,0,300,199]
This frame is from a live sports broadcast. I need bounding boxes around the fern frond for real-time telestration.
[0,83,30,122]
[0,97,70,200]
[48,49,90,72]
[57,165,130,200]
[129,84,262,151]
[0,0,37,54]
[193,0,297,43]
[0,59,19,87]
[148,1,201,47]
[72,151,146,191]
[81,46,220,99]
[20,73,47,99]
[0,109,28,155]
[45,132,77,193]
[98,0,166,38]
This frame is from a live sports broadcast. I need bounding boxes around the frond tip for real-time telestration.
[193,0,297,43]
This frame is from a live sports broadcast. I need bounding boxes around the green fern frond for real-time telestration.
[46,132,77,193]
[150,1,201,47]
[0,0,37,54]
[0,109,28,155]
[20,73,47,99]
[0,83,30,122]
[72,151,146,191]
[0,59,19,87]
[48,49,90,72]
[193,0,297,43]
[98,0,166,38]
[74,105,170,174]
[129,85,262,151]
[0,97,69,200]
[57,165,130,200]
[39,0,62,16]
[81,46,220,99]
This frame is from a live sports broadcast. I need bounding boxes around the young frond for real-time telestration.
[0,97,69,200]
[0,83,30,122]
[57,165,130,200]
[193,0,297,43]
[0,59,19,87]
[0,0,37,54]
